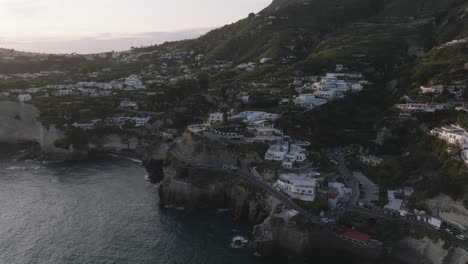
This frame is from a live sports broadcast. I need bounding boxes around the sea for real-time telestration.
[0,144,391,264]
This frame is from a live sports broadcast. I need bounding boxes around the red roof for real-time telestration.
[337,229,370,244]
[324,193,338,199]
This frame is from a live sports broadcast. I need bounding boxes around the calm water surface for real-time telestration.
[0,144,376,264]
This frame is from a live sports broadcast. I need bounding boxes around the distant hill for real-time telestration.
[153,0,467,79]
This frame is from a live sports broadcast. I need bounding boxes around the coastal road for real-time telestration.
[336,156,360,207]
[323,148,359,207]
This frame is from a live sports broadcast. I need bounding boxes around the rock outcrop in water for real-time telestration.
[144,159,165,183]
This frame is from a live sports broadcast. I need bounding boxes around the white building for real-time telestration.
[209,112,224,124]
[282,144,308,169]
[384,190,404,212]
[327,182,352,209]
[359,155,383,167]
[430,125,468,146]
[314,90,344,100]
[260,57,272,64]
[265,141,308,168]
[396,103,447,113]
[131,117,150,127]
[124,75,146,90]
[57,89,74,96]
[276,173,317,201]
[294,94,328,110]
[229,111,278,124]
[26,87,41,93]
[265,142,289,161]
[18,94,32,102]
[420,85,444,94]
[119,100,139,111]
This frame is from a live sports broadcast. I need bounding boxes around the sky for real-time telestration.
[0,0,272,54]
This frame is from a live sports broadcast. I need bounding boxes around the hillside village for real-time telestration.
[0,0,468,257]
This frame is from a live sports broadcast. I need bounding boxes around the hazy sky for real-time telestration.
[0,0,271,53]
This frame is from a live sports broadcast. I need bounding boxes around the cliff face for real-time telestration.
[0,101,74,158]
[394,237,468,264]
[253,215,383,259]
[159,162,273,224]
[0,100,150,160]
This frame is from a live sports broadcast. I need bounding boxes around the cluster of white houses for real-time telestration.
[384,187,443,230]
[264,141,308,169]
[189,111,286,144]
[274,170,354,206]
[289,71,367,110]
[3,74,148,103]
[71,116,150,130]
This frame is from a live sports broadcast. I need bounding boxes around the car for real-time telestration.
[445,229,454,235]
[456,235,467,241]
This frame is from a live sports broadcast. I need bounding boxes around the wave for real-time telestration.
[5,166,27,171]
[107,154,143,164]
[229,236,249,249]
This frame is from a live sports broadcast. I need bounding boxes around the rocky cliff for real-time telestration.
[0,101,58,147]
[253,214,384,259]
[159,157,273,224]
[392,237,468,264]
[0,100,154,160]
[0,100,77,159]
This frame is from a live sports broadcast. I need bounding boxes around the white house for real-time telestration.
[430,125,468,146]
[420,85,444,94]
[384,190,404,212]
[18,94,32,102]
[314,90,344,100]
[260,57,272,64]
[282,144,308,169]
[276,173,317,201]
[265,142,289,161]
[265,141,308,168]
[209,112,224,124]
[396,103,447,113]
[119,100,139,111]
[131,117,150,127]
[294,94,328,110]
[124,75,146,90]
[327,182,352,209]
[229,111,278,124]
[57,89,74,96]
[359,155,383,167]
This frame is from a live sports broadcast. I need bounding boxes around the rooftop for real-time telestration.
[336,229,370,244]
